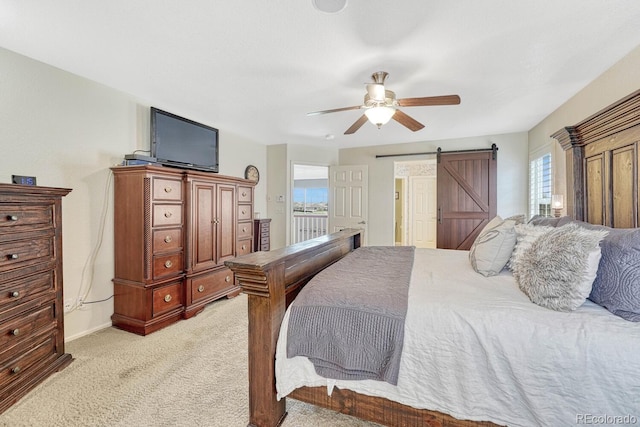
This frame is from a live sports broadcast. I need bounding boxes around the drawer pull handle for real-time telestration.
[11,367,20,374]
[197,285,205,293]
[11,291,19,298]
[241,244,247,251]
[164,187,172,193]
[164,260,173,268]
[11,328,19,336]
[242,227,247,233]
[225,275,231,283]
[8,215,18,221]
[242,191,247,197]
[164,294,172,303]
[164,235,172,243]
[241,210,246,215]
[9,254,19,260]
[164,211,172,218]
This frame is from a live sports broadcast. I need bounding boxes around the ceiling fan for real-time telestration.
[307,71,461,135]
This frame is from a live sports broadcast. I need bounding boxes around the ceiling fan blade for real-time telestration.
[344,115,369,135]
[307,105,362,116]
[393,110,425,132]
[397,95,461,107]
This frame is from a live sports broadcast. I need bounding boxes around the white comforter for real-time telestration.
[275,248,640,427]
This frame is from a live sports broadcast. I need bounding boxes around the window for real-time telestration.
[291,164,329,244]
[529,153,552,217]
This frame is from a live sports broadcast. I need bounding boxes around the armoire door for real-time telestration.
[437,151,497,250]
[216,184,237,263]
[191,180,217,272]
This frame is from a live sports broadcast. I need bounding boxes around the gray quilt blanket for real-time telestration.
[286,246,415,385]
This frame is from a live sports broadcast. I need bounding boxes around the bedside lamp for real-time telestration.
[551,194,564,218]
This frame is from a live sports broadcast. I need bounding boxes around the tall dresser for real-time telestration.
[0,184,72,413]
[111,165,255,335]
[253,218,271,251]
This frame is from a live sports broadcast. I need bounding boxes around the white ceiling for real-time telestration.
[2,1,640,149]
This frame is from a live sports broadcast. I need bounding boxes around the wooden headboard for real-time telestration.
[552,89,640,227]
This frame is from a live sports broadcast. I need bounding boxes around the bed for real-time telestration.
[225,90,640,427]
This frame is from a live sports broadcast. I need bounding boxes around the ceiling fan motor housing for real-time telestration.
[364,90,397,108]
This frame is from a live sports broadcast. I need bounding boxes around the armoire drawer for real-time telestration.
[238,186,253,203]
[152,177,183,201]
[237,205,252,221]
[152,204,182,227]
[237,239,252,256]
[152,282,183,316]
[237,222,252,240]
[190,268,234,304]
[152,228,183,254]
[152,253,183,279]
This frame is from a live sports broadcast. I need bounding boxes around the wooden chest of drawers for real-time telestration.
[253,218,271,252]
[0,184,72,413]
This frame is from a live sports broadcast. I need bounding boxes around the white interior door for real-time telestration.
[409,176,437,248]
[329,165,368,244]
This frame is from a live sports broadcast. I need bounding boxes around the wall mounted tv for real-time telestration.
[151,107,219,173]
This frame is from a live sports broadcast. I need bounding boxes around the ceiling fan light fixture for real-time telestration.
[365,106,396,128]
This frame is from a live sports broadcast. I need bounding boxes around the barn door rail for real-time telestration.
[375,143,498,161]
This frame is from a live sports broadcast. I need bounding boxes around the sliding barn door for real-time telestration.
[437,150,497,250]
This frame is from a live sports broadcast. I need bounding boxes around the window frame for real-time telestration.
[529,148,553,218]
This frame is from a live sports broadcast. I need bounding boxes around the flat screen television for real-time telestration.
[150,107,219,173]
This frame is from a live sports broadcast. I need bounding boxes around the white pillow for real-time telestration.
[469,216,519,277]
[513,223,608,311]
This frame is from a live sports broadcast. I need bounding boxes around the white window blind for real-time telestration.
[529,153,552,218]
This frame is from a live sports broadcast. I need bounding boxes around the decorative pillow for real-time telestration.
[513,223,608,311]
[528,215,562,227]
[469,216,519,277]
[507,223,554,270]
[567,221,640,322]
[528,215,572,227]
[505,214,526,225]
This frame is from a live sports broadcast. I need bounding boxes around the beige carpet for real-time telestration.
[1,294,380,427]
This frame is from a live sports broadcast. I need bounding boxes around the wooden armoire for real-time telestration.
[111,165,255,335]
[552,88,640,227]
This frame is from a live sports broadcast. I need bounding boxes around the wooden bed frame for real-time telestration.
[225,230,497,427]
[225,89,640,427]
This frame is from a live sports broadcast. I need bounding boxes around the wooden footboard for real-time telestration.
[225,229,500,427]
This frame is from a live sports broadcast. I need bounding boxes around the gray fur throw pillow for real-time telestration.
[512,223,608,312]
[507,223,554,270]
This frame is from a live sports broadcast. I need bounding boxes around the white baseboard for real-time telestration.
[65,321,113,343]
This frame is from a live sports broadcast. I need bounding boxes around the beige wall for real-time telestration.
[0,47,267,341]
[5,39,639,340]
[339,132,529,246]
[528,45,640,209]
[266,143,339,249]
